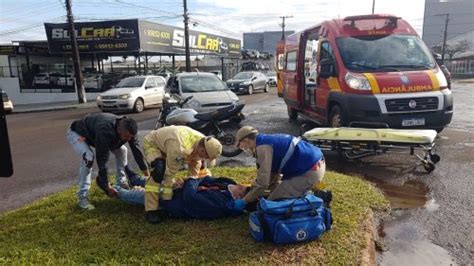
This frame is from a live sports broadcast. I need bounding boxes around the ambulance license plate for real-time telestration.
[402,118,425,127]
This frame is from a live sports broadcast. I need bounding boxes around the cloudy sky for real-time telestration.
[0,0,426,43]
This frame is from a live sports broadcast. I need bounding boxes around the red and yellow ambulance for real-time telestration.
[281,14,453,132]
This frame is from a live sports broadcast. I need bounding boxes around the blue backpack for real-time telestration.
[249,194,332,244]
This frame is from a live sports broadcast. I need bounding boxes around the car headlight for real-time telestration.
[435,69,448,88]
[119,94,131,99]
[186,99,201,108]
[344,72,372,91]
[242,81,251,86]
[97,95,102,100]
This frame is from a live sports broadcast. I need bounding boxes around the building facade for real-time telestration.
[422,0,474,47]
[243,31,295,54]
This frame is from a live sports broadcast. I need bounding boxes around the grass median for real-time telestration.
[0,167,389,264]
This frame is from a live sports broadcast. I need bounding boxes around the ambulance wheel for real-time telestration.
[288,106,298,121]
[430,154,441,164]
[423,162,435,173]
[329,105,344,127]
[134,98,144,113]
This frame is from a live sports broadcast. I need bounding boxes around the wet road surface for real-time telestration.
[1,84,473,263]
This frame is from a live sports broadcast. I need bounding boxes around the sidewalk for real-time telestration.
[13,101,97,114]
[453,78,474,84]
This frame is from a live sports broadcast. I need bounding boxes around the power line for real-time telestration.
[0,16,65,37]
[108,0,180,17]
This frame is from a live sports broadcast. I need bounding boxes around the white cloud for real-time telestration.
[0,0,426,43]
[193,0,425,36]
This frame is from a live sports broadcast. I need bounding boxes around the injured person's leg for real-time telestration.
[116,186,145,205]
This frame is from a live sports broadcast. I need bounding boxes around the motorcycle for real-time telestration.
[156,94,245,157]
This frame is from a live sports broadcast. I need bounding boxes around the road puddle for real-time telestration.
[379,219,456,265]
[368,179,430,209]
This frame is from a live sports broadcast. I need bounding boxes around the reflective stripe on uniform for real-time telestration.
[143,137,160,162]
[178,127,203,150]
[145,184,160,193]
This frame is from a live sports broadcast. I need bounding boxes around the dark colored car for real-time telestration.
[266,71,277,86]
[226,71,269,95]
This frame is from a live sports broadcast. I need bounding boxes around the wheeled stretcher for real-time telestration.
[303,127,441,172]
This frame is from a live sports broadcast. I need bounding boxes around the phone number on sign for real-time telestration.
[94,43,128,49]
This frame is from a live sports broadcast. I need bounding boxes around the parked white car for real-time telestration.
[33,73,50,86]
[57,74,75,86]
[2,91,13,114]
[96,75,166,113]
[83,74,103,90]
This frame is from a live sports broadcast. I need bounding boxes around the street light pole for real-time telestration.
[183,0,191,72]
[279,15,293,41]
[65,0,86,103]
[372,0,375,14]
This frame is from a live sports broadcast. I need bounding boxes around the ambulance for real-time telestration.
[280,14,453,132]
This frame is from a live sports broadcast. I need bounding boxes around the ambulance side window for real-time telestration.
[286,51,297,71]
[320,42,335,62]
[304,32,319,85]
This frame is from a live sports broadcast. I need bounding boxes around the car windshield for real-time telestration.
[115,77,145,88]
[180,75,228,93]
[233,72,253,79]
[336,35,436,72]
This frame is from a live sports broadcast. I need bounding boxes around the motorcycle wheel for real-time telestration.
[215,122,243,157]
[155,108,165,129]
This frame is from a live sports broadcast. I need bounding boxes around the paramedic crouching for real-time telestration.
[236,126,326,203]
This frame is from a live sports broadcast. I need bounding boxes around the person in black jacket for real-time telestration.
[114,176,247,220]
[67,113,149,210]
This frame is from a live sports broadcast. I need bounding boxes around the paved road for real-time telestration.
[1,84,472,263]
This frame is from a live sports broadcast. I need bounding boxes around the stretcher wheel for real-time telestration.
[430,154,441,164]
[423,162,436,173]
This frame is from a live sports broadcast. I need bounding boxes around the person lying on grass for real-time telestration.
[113,172,249,220]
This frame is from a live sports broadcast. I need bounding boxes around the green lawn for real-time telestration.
[0,167,389,264]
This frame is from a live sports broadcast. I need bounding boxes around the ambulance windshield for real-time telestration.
[336,35,436,72]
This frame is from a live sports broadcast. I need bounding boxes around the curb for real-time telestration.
[359,209,377,266]
[13,106,79,114]
[12,103,97,114]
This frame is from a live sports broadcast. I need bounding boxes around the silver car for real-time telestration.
[165,72,239,112]
[97,75,166,113]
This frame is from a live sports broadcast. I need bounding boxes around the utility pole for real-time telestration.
[441,13,450,65]
[372,0,375,14]
[279,15,293,41]
[183,0,191,72]
[65,0,86,103]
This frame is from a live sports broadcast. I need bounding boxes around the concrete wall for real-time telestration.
[0,77,99,105]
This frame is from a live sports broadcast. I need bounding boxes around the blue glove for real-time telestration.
[233,199,247,211]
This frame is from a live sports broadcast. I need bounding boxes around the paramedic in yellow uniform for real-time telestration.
[142,125,222,224]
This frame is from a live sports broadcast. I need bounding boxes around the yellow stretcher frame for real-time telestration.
[303,127,440,172]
